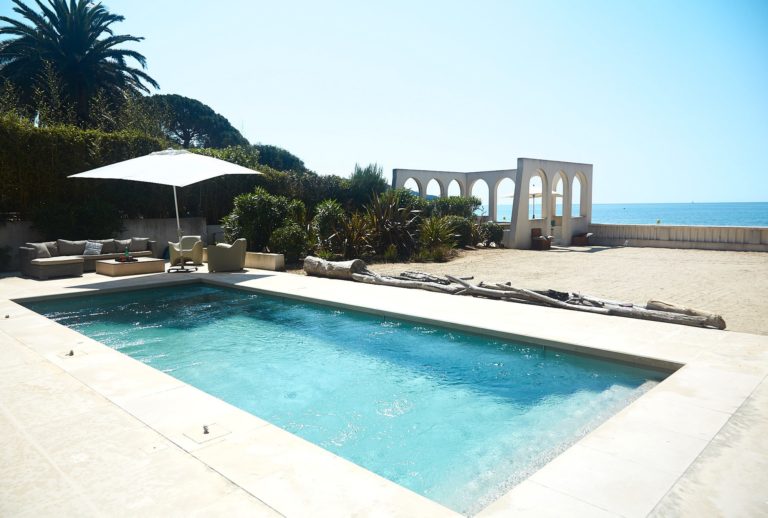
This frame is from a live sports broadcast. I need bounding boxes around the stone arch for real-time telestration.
[403,177,423,197]
[552,170,567,217]
[572,172,587,217]
[494,177,516,222]
[469,179,490,216]
[426,178,444,198]
[447,179,463,197]
[528,169,547,220]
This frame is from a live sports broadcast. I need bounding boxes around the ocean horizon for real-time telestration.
[491,201,768,227]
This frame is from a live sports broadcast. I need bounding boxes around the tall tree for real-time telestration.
[146,94,249,148]
[254,144,306,172]
[0,0,158,124]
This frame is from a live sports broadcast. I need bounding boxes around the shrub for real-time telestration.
[366,190,420,259]
[443,215,473,248]
[30,199,124,240]
[0,117,165,220]
[429,196,482,218]
[480,221,504,245]
[348,163,388,209]
[419,216,455,250]
[268,222,308,263]
[339,212,374,259]
[221,187,302,251]
[312,199,345,253]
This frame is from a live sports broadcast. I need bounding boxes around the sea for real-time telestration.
[492,202,768,227]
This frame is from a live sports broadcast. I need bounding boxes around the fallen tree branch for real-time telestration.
[301,256,726,329]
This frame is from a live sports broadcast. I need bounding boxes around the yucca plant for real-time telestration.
[419,216,455,250]
[365,190,420,259]
[339,212,374,259]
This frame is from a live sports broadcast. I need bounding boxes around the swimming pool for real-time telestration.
[25,285,666,514]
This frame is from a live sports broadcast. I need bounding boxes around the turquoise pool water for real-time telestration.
[25,285,666,514]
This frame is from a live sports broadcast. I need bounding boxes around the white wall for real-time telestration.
[589,224,768,251]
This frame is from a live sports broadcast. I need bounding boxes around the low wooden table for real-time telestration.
[95,257,166,277]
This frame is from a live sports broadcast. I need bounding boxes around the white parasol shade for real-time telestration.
[69,149,261,238]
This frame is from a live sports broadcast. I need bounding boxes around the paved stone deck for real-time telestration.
[1,266,766,517]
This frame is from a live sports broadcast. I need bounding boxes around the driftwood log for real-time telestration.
[304,256,370,280]
[302,256,726,329]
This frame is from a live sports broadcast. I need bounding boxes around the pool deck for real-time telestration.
[1,266,766,517]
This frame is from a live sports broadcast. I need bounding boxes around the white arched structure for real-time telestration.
[393,158,593,248]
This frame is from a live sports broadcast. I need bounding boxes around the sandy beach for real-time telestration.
[363,246,768,335]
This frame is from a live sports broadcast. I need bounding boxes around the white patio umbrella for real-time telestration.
[68,149,261,238]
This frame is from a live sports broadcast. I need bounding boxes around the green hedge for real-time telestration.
[0,117,166,235]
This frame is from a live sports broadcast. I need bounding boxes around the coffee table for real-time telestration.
[95,257,166,277]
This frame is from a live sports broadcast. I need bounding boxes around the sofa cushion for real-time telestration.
[114,239,131,253]
[83,241,104,255]
[57,239,87,255]
[89,239,115,254]
[26,242,51,258]
[129,237,150,252]
[31,256,84,266]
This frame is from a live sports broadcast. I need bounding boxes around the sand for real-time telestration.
[361,246,768,335]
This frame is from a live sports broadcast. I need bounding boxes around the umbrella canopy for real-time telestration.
[69,149,261,237]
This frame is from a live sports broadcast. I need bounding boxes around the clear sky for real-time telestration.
[2,0,767,203]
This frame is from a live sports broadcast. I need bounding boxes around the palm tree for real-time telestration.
[0,0,159,124]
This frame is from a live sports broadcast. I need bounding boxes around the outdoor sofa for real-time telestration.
[19,238,158,280]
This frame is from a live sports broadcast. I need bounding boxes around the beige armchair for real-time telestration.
[207,238,247,273]
[168,235,203,272]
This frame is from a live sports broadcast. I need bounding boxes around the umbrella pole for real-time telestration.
[173,185,182,239]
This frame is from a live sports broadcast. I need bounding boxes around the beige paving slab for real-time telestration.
[651,376,768,517]
[192,421,458,517]
[528,443,681,517]
[477,480,619,517]
[117,384,271,452]
[0,411,97,518]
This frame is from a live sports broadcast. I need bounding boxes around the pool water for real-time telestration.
[25,285,666,514]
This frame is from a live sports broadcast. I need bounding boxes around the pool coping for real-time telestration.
[2,268,767,517]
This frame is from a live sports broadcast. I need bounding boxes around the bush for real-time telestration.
[0,117,165,219]
[312,199,345,253]
[221,187,303,251]
[443,216,473,248]
[268,222,308,264]
[419,216,455,250]
[349,163,389,209]
[480,221,504,245]
[30,199,124,240]
[429,196,482,218]
[365,190,420,259]
[339,212,374,260]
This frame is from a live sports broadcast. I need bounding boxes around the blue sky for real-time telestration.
[2,0,766,202]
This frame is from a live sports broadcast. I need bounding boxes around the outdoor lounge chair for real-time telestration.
[168,235,203,272]
[207,238,247,273]
[531,228,553,250]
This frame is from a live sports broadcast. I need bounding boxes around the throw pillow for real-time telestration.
[83,241,104,255]
[129,237,150,252]
[56,239,87,255]
[43,241,59,256]
[88,239,115,254]
[114,239,132,254]
[26,242,51,259]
